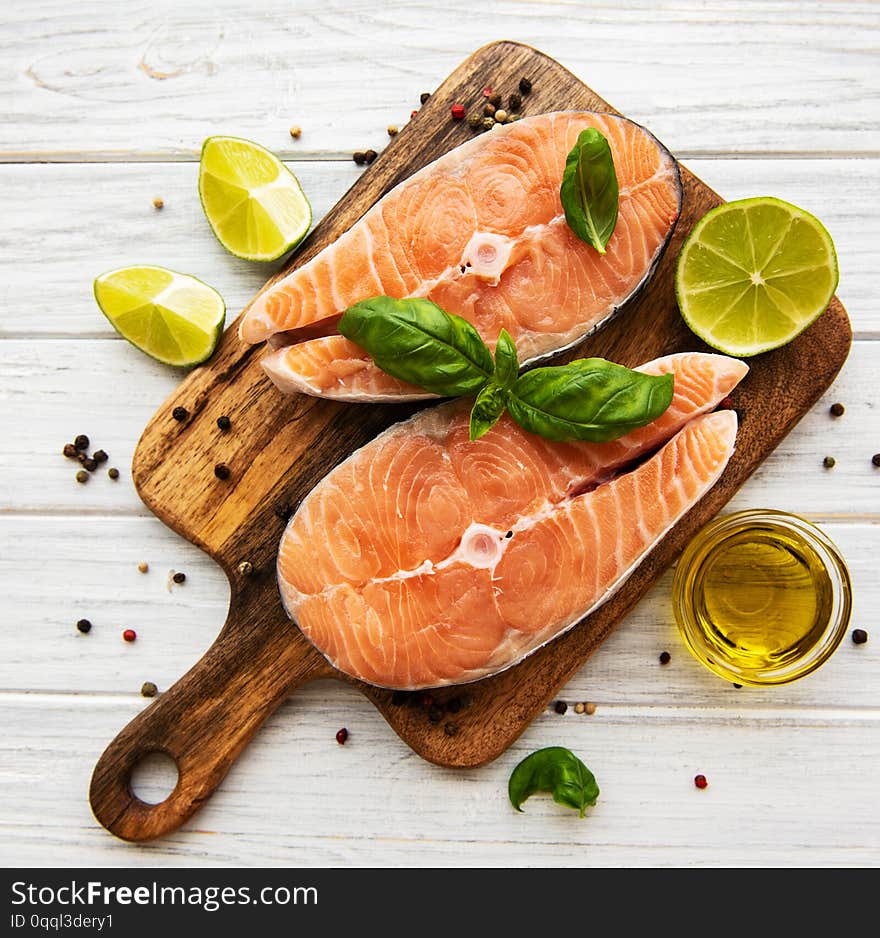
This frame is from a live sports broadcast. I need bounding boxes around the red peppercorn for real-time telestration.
[122,629,137,643]
[482,86,493,97]
[451,103,466,120]
[410,109,419,119]
[694,774,708,789]
[420,693,435,709]
[336,728,348,745]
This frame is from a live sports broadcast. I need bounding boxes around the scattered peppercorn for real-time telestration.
[852,628,868,645]
[76,618,92,634]
[63,442,78,459]
[659,650,671,665]
[444,722,459,736]
[391,691,408,706]
[505,531,513,539]
[352,151,366,165]
[574,702,585,714]
[289,125,301,139]
[829,402,845,417]
[364,149,378,165]
[509,92,522,111]
[466,112,481,130]
[74,434,89,451]
[872,454,880,467]
[172,406,188,422]
[481,117,495,131]
[274,503,292,521]
[483,103,496,117]
[336,728,349,745]
[694,774,708,789]
[584,702,597,715]
[554,700,568,715]
[420,92,431,105]
[446,697,461,714]
[733,683,743,689]
[76,451,89,464]
[428,705,444,724]
[451,103,466,120]
[823,456,836,469]
[410,109,419,119]
[108,467,119,480]
[488,93,502,108]
[420,693,434,709]
[122,629,137,643]
[75,470,88,484]
[93,449,108,464]
[141,681,158,698]
[82,457,98,472]
[172,571,186,584]
[214,463,230,480]
[387,125,398,136]
[138,562,149,574]
[459,694,473,709]
[482,86,493,97]
[237,560,253,577]
[494,108,508,123]
[519,77,532,94]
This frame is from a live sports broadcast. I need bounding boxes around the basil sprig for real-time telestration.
[560,128,619,254]
[338,297,673,444]
[509,747,599,817]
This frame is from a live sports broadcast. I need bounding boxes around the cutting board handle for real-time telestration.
[89,611,330,842]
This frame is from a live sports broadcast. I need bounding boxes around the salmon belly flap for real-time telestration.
[277,353,747,689]
[241,111,683,402]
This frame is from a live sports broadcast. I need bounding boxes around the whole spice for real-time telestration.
[63,443,78,459]
[108,467,119,480]
[488,93,502,108]
[74,434,89,451]
[872,454,880,467]
[482,86,493,97]
[352,151,366,166]
[137,562,149,573]
[82,457,98,472]
[519,77,532,95]
[554,700,568,715]
[446,697,461,714]
[574,702,585,714]
[172,571,186,584]
[289,125,302,139]
[274,503,292,521]
[172,406,188,422]
[216,415,231,431]
[733,683,743,688]
[466,112,481,130]
[483,103,496,117]
[694,774,708,789]
[336,728,349,745]
[387,125,398,137]
[659,650,671,665]
[410,109,419,119]
[494,108,508,123]
[584,702,597,715]
[214,463,230,480]
[451,103,466,120]
[76,618,92,634]
[122,629,137,643]
[93,449,108,464]
[75,470,88,484]
[481,117,496,131]
[829,402,845,417]
[852,628,869,645]
[153,197,164,210]
[428,705,444,724]
[237,560,253,577]
[420,92,431,105]
[509,92,522,110]
[364,149,378,165]
[823,456,836,469]
[444,722,459,737]
[141,681,158,698]
[420,693,434,709]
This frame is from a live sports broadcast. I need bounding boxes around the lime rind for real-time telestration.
[198,135,312,262]
[94,265,225,367]
[675,196,839,357]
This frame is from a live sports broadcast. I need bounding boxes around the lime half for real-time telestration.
[199,136,311,261]
[675,197,838,357]
[94,265,225,367]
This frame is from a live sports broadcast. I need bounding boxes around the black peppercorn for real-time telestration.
[214,463,230,480]
[829,402,845,417]
[872,454,880,467]
[93,449,108,464]
[823,456,836,469]
[509,92,522,110]
[216,415,231,431]
[274,503,292,520]
[82,457,98,472]
[172,406,188,422]
[63,443,78,459]
[75,470,88,484]
[141,681,158,698]
[554,700,568,715]
[74,434,89,451]
[76,618,92,634]
[428,705,444,724]
[444,722,459,736]
[488,93,502,108]
[364,149,378,164]
[733,683,743,688]
[852,628,868,645]
[108,467,120,480]
[659,650,671,665]
[420,91,431,105]
[519,77,532,95]
[352,151,366,165]
[172,571,186,584]
[483,103,496,117]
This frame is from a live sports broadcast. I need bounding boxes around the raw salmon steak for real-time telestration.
[241,112,683,401]
[277,352,746,689]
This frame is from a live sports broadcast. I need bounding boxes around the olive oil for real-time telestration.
[674,511,852,685]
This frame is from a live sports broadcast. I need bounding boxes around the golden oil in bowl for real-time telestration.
[673,510,852,685]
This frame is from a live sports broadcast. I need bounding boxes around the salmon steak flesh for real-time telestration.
[277,353,747,689]
[240,112,683,401]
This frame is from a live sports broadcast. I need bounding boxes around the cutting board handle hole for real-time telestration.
[129,751,179,806]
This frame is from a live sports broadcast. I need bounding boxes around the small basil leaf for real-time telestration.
[469,383,508,441]
[507,358,674,443]
[493,329,519,389]
[338,296,494,397]
[508,747,599,818]
[560,128,619,254]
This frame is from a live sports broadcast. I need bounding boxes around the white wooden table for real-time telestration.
[2,0,878,867]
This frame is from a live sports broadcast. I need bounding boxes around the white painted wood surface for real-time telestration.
[1,0,878,868]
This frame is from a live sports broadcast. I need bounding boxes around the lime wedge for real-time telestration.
[199,136,311,261]
[675,197,838,357]
[94,265,225,367]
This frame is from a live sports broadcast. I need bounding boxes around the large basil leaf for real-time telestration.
[560,128,619,255]
[469,383,508,441]
[509,747,599,817]
[507,358,674,443]
[338,296,493,397]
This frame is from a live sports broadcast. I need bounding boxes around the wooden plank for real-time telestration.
[1,694,877,866]
[2,338,876,517]
[1,515,876,710]
[1,1,878,158]
[1,158,877,338]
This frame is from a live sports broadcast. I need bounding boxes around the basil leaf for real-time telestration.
[509,747,599,818]
[469,383,508,441]
[338,296,494,397]
[560,128,619,254]
[493,329,519,389]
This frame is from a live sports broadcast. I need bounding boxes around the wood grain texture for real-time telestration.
[87,42,852,842]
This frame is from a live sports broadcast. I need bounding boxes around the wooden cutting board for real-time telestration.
[89,41,851,842]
